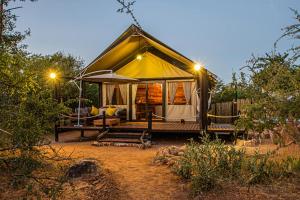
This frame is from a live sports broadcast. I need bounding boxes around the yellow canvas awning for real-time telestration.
[115,52,193,79]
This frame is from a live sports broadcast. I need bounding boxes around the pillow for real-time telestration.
[106,107,117,116]
[115,108,125,116]
[90,106,99,116]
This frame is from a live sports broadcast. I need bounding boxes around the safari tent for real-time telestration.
[81,24,216,128]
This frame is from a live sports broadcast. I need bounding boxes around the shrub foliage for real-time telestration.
[173,137,300,195]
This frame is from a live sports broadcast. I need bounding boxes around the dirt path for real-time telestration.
[56,142,189,200]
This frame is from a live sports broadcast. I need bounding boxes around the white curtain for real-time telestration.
[208,91,212,111]
[106,84,115,105]
[191,81,197,118]
[183,82,192,104]
[119,84,127,104]
[168,82,178,104]
[167,105,195,121]
[132,84,138,120]
[192,83,200,112]
[132,84,138,104]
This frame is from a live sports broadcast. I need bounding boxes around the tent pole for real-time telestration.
[129,84,132,121]
[195,72,201,127]
[162,80,166,122]
[201,69,208,131]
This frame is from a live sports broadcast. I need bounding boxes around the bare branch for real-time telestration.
[0,128,12,135]
[116,0,142,30]
[3,6,23,12]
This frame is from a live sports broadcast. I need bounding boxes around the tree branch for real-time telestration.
[116,0,142,30]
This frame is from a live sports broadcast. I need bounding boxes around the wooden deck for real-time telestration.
[55,121,243,142]
[111,122,200,133]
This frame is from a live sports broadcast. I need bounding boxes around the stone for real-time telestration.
[67,159,98,179]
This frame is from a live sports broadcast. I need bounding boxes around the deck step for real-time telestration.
[106,132,144,137]
[98,138,142,143]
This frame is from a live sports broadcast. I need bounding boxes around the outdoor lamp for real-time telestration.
[49,72,57,79]
[194,63,202,71]
[136,54,142,60]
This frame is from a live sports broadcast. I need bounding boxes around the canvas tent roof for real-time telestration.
[82,24,216,83]
[116,52,194,79]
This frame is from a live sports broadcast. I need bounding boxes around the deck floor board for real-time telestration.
[57,122,242,134]
[110,122,240,133]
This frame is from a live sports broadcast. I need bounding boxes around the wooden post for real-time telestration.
[80,128,84,138]
[129,84,132,121]
[232,84,238,124]
[98,82,103,108]
[196,72,201,125]
[145,83,149,120]
[102,111,106,131]
[162,80,166,122]
[148,111,152,132]
[200,69,208,131]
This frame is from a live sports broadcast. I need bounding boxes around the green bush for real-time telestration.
[173,137,246,194]
[173,137,300,196]
[243,151,273,185]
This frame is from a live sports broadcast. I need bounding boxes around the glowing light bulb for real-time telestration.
[49,72,57,79]
[194,63,202,71]
[136,54,142,60]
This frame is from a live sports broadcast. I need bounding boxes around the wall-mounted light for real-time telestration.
[136,54,142,61]
[194,63,202,71]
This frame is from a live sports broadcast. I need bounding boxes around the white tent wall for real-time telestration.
[166,80,197,121]
[131,84,138,120]
[102,83,106,107]
[102,83,130,120]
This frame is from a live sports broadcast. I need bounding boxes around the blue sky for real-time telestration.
[13,0,300,82]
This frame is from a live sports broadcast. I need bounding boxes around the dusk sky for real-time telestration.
[13,0,300,82]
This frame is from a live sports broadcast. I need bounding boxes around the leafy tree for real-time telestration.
[276,8,300,60]
[212,72,251,103]
[236,52,299,129]
[0,0,37,52]
[0,1,75,198]
[227,9,300,146]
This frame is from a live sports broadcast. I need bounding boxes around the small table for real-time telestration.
[93,118,120,127]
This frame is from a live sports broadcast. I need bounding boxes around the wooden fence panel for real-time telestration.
[209,99,251,124]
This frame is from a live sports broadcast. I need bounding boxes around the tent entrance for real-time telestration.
[134,82,164,121]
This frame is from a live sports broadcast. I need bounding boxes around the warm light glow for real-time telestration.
[49,72,57,79]
[194,63,202,71]
[136,54,142,60]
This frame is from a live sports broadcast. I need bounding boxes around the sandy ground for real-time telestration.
[53,130,190,200]
[52,130,300,200]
